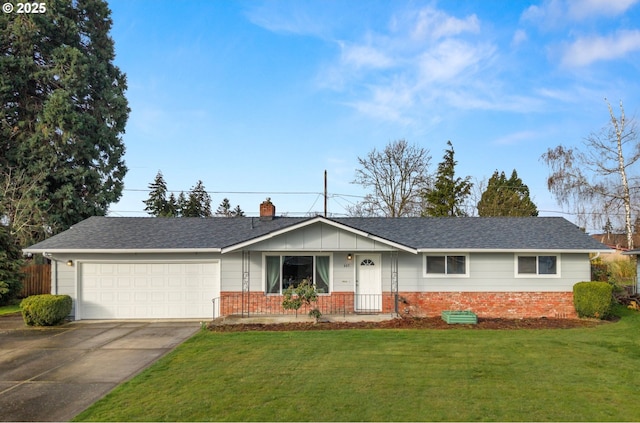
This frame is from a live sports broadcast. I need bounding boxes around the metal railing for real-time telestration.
[212,293,394,319]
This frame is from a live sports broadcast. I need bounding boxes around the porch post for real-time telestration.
[391,251,399,314]
[242,251,250,317]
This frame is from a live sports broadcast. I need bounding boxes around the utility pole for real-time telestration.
[324,170,327,217]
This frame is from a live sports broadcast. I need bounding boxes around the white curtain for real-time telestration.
[266,256,280,293]
[315,256,330,293]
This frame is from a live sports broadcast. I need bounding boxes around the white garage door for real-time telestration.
[80,261,220,319]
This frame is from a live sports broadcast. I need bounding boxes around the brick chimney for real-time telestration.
[259,198,276,221]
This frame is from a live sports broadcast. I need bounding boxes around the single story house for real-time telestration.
[23,200,610,320]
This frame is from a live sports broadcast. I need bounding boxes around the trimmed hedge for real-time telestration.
[20,294,72,326]
[573,281,613,319]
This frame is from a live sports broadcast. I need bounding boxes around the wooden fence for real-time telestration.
[19,264,51,297]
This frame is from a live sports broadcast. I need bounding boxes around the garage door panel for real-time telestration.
[80,261,219,319]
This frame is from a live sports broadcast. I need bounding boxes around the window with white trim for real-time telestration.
[516,255,558,276]
[265,254,331,294]
[424,254,468,277]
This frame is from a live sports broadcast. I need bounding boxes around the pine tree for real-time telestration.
[0,224,23,305]
[182,181,212,217]
[215,198,245,217]
[477,170,538,217]
[215,198,233,217]
[232,205,245,217]
[0,0,129,241]
[166,193,179,217]
[176,192,187,217]
[422,141,472,217]
[143,171,174,217]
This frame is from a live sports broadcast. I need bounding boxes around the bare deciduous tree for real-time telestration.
[349,139,430,217]
[541,99,640,248]
[0,167,49,246]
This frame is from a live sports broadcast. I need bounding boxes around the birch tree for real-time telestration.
[541,100,639,248]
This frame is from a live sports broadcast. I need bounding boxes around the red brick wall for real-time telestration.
[397,291,577,319]
[220,291,360,316]
[219,291,577,318]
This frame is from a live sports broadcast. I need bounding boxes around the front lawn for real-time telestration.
[0,304,21,315]
[75,309,640,422]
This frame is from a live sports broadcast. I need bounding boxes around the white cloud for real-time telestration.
[560,30,640,67]
[492,130,539,146]
[522,0,639,27]
[521,0,565,28]
[568,0,639,20]
[410,6,480,40]
[315,5,501,124]
[347,82,415,125]
[339,42,394,69]
[416,39,493,84]
[511,29,528,47]
[244,1,331,38]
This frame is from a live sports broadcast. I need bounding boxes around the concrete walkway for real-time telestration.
[0,314,200,422]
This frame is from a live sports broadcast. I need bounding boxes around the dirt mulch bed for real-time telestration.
[208,316,610,332]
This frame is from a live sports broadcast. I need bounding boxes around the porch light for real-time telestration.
[347,253,352,260]
[66,260,73,267]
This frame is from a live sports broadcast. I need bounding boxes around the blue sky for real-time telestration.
[106,0,640,230]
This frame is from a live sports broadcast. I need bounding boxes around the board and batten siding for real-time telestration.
[243,222,398,252]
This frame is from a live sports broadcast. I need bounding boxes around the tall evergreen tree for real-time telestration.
[215,198,245,217]
[0,223,23,305]
[143,171,176,217]
[181,180,212,218]
[477,170,538,217]
[176,192,187,217]
[215,198,233,217]
[232,205,245,217]
[0,0,129,242]
[422,141,472,217]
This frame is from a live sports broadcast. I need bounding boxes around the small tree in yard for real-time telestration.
[282,280,322,322]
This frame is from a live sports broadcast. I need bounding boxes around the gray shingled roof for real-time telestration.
[24,215,609,252]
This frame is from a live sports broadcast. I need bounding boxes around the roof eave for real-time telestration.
[23,248,223,255]
[417,248,613,253]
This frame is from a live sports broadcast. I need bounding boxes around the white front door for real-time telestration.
[356,254,381,311]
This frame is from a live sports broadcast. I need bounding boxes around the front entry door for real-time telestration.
[356,254,382,311]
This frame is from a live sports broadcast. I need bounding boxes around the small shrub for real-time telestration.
[573,281,613,319]
[282,279,321,321]
[20,294,72,326]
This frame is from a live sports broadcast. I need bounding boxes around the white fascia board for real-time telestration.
[418,248,613,254]
[23,248,222,254]
[221,216,418,254]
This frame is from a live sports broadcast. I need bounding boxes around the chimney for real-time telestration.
[259,198,276,221]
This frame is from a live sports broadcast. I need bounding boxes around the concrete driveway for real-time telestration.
[0,314,200,422]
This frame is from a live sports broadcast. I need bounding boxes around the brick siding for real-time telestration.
[219,291,577,318]
[397,291,577,319]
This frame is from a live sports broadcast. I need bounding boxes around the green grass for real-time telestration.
[75,308,640,422]
[0,304,21,315]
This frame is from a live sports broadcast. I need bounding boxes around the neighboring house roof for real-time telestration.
[23,215,610,254]
[591,233,640,251]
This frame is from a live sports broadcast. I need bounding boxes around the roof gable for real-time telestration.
[221,216,417,254]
